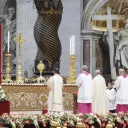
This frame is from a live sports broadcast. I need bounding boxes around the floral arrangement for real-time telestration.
[0,86,7,101]
[37,76,46,84]
[22,76,68,84]
[0,113,128,128]
[23,76,46,84]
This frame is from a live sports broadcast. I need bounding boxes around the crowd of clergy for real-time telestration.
[76,65,128,114]
[46,65,128,114]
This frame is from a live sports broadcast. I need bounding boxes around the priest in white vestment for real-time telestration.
[76,65,92,114]
[114,69,128,113]
[47,68,63,112]
[92,70,108,114]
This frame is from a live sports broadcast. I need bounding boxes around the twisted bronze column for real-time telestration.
[34,0,63,72]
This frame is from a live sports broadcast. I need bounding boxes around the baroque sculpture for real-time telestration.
[103,19,128,74]
[115,19,128,72]
[0,7,16,73]
[34,0,63,73]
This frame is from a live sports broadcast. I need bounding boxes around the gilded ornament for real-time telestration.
[76,122,84,128]
[67,55,76,84]
[44,2,48,8]
[37,61,45,76]
[14,33,26,83]
[106,121,113,128]
[2,84,77,111]
[5,53,12,83]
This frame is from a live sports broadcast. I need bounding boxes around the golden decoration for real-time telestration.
[106,121,114,128]
[5,53,12,83]
[2,84,77,111]
[40,8,62,15]
[37,61,45,76]
[67,55,76,84]
[37,61,45,83]
[51,121,60,127]
[93,1,126,31]
[76,122,84,128]
[14,33,26,83]
[44,2,48,8]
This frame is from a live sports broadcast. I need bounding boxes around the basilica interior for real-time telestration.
[0,0,128,127]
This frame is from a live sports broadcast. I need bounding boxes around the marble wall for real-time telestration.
[0,0,83,77]
[16,0,38,77]
[59,0,82,76]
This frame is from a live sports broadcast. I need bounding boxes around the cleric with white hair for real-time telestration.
[114,69,128,113]
[92,69,108,114]
[76,65,92,114]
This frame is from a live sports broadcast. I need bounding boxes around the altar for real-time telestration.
[1,84,78,111]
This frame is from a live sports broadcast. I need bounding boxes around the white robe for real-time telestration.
[107,88,116,110]
[76,73,92,103]
[47,74,63,112]
[114,76,128,104]
[92,74,108,114]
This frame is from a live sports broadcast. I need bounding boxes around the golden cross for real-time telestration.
[14,33,26,44]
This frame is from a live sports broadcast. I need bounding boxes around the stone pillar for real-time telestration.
[83,40,90,71]
[81,30,102,76]
[16,0,37,77]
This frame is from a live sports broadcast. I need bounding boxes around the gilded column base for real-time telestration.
[67,55,76,84]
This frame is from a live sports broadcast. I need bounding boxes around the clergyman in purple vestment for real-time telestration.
[76,65,92,114]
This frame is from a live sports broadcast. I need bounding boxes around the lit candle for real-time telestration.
[7,31,10,53]
[70,36,72,55]
[72,35,75,55]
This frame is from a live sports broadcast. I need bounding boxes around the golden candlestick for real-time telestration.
[67,55,76,84]
[14,33,26,83]
[5,53,12,83]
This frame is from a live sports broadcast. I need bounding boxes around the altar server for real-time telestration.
[76,65,92,114]
[107,82,116,113]
[47,68,63,112]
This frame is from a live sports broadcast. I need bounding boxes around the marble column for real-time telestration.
[16,0,37,77]
[0,24,2,83]
[83,40,90,72]
[81,30,102,76]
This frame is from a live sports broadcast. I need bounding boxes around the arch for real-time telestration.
[81,0,110,30]
[0,0,16,14]
[0,0,8,14]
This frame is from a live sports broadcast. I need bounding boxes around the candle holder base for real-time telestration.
[67,55,76,84]
[5,53,12,83]
[67,78,76,84]
[5,75,12,83]
[16,77,23,83]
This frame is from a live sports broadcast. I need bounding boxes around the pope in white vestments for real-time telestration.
[92,70,108,114]
[76,65,92,114]
[114,69,128,113]
[47,69,64,112]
